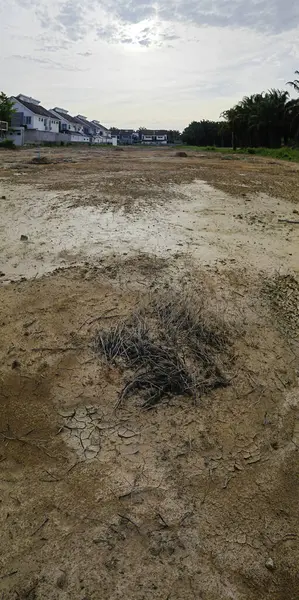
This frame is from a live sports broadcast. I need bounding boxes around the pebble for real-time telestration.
[20,234,28,241]
[1,195,6,200]
[265,557,275,571]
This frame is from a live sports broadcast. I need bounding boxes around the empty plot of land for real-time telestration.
[0,147,299,281]
[0,147,298,600]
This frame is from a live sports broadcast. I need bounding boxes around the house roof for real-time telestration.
[92,121,109,132]
[74,115,94,128]
[142,130,168,136]
[119,129,135,135]
[14,95,54,118]
[52,109,83,126]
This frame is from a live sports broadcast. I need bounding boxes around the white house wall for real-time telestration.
[70,134,89,143]
[11,100,59,132]
[12,100,35,129]
[5,128,24,146]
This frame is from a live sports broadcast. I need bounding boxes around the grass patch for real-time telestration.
[92,293,233,409]
[0,139,16,149]
[178,145,299,162]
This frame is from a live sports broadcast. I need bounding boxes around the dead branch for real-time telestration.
[118,513,141,534]
[32,346,80,353]
[31,517,49,536]
[278,219,299,224]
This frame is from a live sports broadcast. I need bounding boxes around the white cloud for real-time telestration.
[0,0,299,129]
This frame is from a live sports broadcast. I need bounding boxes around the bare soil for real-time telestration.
[0,147,298,600]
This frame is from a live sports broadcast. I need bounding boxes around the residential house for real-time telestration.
[75,115,115,144]
[11,94,60,134]
[110,129,138,144]
[0,121,8,137]
[49,108,90,143]
[91,120,113,144]
[155,130,168,144]
[74,115,93,135]
[140,129,168,144]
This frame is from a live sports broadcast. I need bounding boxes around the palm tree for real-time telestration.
[222,90,290,148]
[287,70,299,93]
[287,71,299,141]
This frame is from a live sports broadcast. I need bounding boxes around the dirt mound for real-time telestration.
[30,156,51,164]
[175,151,188,157]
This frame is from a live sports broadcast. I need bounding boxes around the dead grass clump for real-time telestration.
[175,151,188,157]
[92,294,232,408]
[30,156,51,165]
[262,273,299,338]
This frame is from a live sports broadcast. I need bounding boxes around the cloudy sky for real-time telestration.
[1,0,299,129]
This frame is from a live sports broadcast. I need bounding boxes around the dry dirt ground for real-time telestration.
[0,147,299,600]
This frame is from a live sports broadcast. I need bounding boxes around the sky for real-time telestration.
[1,0,299,130]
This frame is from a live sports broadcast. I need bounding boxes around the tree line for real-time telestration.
[182,71,299,149]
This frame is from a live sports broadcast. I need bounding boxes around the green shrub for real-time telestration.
[247,148,256,154]
[0,139,16,149]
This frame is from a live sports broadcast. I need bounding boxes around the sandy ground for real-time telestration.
[0,147,298,600]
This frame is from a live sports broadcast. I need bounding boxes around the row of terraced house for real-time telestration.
[5,94,171,147]
[6,94,117,146]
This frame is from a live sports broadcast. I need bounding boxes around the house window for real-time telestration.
[25,116,31,125]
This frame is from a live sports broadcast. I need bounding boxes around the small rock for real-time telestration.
[265,557,275,571]
[1,195,6,200]
[0,272,5,277]
[56,570,67,589]
[12,359,20,369]
[293,209,299,215]
[20,234,28,241]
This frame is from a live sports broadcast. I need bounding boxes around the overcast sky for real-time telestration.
[1,0,299,129]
